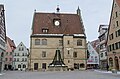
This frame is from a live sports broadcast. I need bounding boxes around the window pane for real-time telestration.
[77,40,82,46]
[35,39,40,45]
[42,39,47,45]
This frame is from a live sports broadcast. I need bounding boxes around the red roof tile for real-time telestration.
[32,12,85,35]
[7,37,16,48]
[116,0,120,7]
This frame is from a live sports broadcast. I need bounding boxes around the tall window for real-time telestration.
[5,58,7,61]
[112,44,115,50]
[59,40,63,46]
[10,58,12,61]
[42,39,47,45]
[35,39,40,45]
[77,40,82,46]
[42,51,46,57]
[42,63,46,69]
[22,58,24,61]
[14,58,16,61]
[73,52,77,58]
[68,50,70,54]
[17,58,19,61]
[67,40,70,45]
[116,21,119,27]
[10,52,12,55]
[115,12,118,17]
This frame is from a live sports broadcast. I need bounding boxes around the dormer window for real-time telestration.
[42,29,48,33]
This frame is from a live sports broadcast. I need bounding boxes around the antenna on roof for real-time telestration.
[56,5,60,13]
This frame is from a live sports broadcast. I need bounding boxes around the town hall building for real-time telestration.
[29,7,87,71]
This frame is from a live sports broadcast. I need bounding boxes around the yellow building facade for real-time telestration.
[29,7,87,71]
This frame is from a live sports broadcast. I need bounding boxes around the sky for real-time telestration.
[0,0,113,48]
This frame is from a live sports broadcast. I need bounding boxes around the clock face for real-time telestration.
[54,20,60,26]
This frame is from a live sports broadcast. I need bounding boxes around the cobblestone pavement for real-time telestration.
[0,70,120,79]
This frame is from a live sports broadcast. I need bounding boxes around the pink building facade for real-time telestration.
[4,37,16,70]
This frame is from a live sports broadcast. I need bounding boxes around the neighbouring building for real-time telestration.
[29,7,87,71]
[87,41,99,69]
[107,0,120,70]
[13,42,29,71]
[0,4,6,72]
[4,37,16,70]
[98,25,108,70]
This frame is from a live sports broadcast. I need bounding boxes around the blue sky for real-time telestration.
[0,0,113,47]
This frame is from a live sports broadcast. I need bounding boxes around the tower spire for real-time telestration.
[77,6,80,15]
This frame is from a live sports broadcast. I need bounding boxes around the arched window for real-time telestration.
[80,63,85,68]
[18,64,21,68]
[23,64,26,68]
[35,39,40,45]
[42,39,47,45]
[77,40,82,46]
[73,52,77,58]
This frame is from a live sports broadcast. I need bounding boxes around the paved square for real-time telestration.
[0,70,120,79]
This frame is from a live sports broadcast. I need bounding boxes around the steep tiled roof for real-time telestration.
[116,0,120,7]
[7,37,16,48]
[32,12,84,35]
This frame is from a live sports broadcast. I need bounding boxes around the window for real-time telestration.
[19,48,21,51]
[116,31,118,37]
[109,45,112,51]
[35,39,40,45]
[105,52,107,56]
[6,52,8,55]
[116,21,119,27]
[23,64,26,68]
[42,63,46,69]
[22,48,24,51]
[17,58,19,61]
[22,58,24,61]
[22,53,24,56]
[118,29,120,36]
[73,52,77,58]
[112,44,115,50]
[115,12,118,17]
[14,53,16,56]
[115,42,118,49]
[67,40,70,45]
[14,58,16,61]
[17,53,19,56]
[5,58,7,61]
[25,58,27,61]
[18,64,21,68]
[109,33,114,40]
[77,40,82,46]
[68,50,70,54]
[10,58,12,61]
[119,42,120,48]
[42,51,46,57]
[42,29,48,33]
[68,60,70,63]
[42,39,47,45]
[59,40,63,46]
[101,53,103,57]
[10,52,12,55]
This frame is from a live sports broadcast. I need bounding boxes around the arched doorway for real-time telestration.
[115,56,119,70]
[109,57,113,67]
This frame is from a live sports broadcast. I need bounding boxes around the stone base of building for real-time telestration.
[48,66,68,71]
